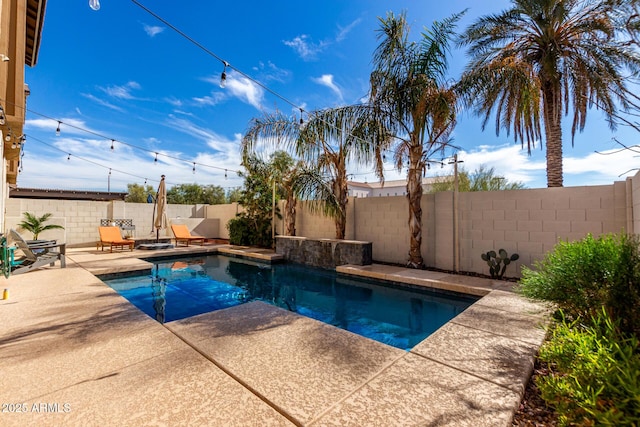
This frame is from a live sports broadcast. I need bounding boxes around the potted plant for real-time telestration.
[17,212,65,243]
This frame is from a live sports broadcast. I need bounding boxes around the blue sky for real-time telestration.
[17,0,639,193]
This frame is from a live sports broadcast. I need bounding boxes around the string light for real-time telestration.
[192,162,196,174]
[154,152,158,163]
[299,108,304,125]
[56,121,61,136]
[110,139,115,150]
[224,169,227,179]
[67,153,71,161]
[220,61,229,88]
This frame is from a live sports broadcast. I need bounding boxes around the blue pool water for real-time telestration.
[103,255,477,350]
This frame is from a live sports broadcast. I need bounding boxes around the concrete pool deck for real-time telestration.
[0,245,552,426]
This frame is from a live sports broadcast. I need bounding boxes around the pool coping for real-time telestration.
[0,245,552,426]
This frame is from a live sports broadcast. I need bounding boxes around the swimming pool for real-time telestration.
[103,255,477,350]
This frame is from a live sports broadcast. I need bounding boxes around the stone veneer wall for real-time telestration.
[276,236,372,269]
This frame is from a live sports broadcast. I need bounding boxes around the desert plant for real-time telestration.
[537,310,640,426]
[518,233,640,338]
[481,249,519,279]
[17,212,64,240]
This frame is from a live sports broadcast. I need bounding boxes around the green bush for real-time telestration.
[537,310,640,426]
[227,214,272,248]
[518,233,640,338]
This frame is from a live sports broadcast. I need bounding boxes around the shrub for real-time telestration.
[518,233,640,338]
[537,310,640,426]
[227,214,272,248]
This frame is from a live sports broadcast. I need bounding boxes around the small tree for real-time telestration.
[18,212,64,240]
[430,165,525,193]
[125,183,155,203]
[228,155,278,247]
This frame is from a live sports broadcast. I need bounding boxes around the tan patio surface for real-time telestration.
[0,245,552,426]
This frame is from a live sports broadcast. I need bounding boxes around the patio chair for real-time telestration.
[8,229,66,274]
[170,224,206,247]
[97,226,134,252]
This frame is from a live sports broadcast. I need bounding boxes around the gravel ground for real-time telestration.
[512,360,558,427]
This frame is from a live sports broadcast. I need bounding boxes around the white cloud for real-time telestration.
[18,131,244,192]
[312,74,343,102]
[225,74,265,110]
[81,93,125,112]
[336,18,362,42]
[25,117,101,136]
[252,61,291,83]
[192,92,226,107]
[143,24,165,37]
[283,35,327,61]
[99,81,141,99]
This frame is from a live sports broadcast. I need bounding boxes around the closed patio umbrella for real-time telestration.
[154,175,168,242]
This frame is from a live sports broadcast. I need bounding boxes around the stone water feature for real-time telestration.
[275,236,372,269]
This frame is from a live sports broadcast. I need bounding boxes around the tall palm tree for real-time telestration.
[368,11,462,268]
[458,0,640,188]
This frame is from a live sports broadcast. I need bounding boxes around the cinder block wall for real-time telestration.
[632,174,640,234]
[3,176,635,277]
[454,184,627,277]
[5,199,204,246]
[205,203,242,239]
[351,196,410,265]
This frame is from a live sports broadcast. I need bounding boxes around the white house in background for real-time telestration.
[347,177,446,198]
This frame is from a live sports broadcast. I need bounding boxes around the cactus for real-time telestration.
[481,249,519,279]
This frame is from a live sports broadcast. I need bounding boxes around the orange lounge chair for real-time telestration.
[97,226,134,252]
[171,224,206,247]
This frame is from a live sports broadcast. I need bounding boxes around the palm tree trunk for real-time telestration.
[542,82,563,187]
[285,195,296,236]
[333,177,348,239]
[407,145,424,268]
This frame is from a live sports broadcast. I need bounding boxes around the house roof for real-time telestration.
[25,0,47,66]
[348,177,444,189]
[10,187,128,201]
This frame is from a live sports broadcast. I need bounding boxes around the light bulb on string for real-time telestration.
[56,121,61,136]
[154,152,158,163]
[89,0,100,11]
[110,139,115,150]
[220,62,229,88]
[67,154,71,161]
[224,169,227,179]
[192,162,196,174]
